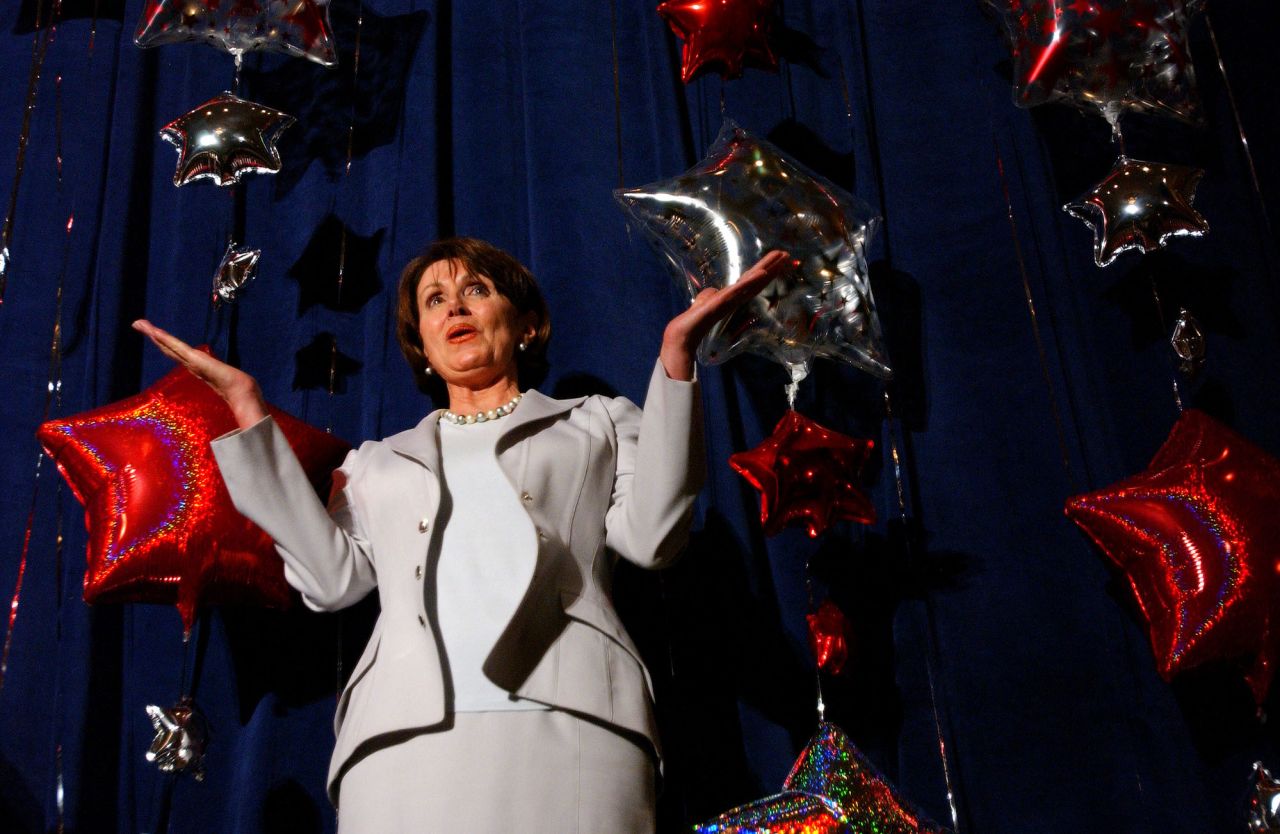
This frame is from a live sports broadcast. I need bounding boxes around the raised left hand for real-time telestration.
[659,250,794,381]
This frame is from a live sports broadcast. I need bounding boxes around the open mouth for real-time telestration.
[446,324,477,343]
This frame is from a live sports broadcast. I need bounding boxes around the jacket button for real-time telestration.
[418,613,426,627]
[418,518,429,533]
[414,565,423,579]
[521,492,533,504]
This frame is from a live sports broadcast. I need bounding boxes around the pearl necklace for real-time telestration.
[441,393,523,425]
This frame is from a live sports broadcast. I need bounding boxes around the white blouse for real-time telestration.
[434,416,546,712]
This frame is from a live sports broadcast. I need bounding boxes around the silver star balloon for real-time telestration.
[1248,761,1280,833]
[1064,155,1209,267]
[212,240,262,306]
[135,0,337,67]
[160,92,295,188]
[145,699,209,781]
[617,121,890,381]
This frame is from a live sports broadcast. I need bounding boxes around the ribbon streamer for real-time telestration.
[0,0,58,302]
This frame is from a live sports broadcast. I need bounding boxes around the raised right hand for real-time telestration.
[132,319,268,429]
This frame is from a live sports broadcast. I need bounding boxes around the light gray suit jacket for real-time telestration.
[210,360,704,804]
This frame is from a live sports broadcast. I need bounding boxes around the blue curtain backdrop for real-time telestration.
[1,1,1279,831]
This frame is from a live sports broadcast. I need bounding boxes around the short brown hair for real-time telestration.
[396,237,552,399]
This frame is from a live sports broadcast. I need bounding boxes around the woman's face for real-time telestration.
[416,259,534,390]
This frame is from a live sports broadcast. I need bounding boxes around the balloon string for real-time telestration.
[0,197,71,693]
[993,137,1079,492]
[326,7,365,433]
[0,0,56,303]
[883,390,962,833]
[804,558,825,723]
[1204,13,1274,251]
[1147,276,1184,413]
[608,0,625,189]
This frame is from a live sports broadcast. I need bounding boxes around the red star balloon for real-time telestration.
[807,599,852,675]
[986,0,1201,126]
[135,0,337,66]
[694,722,947,833]
[657,0,778,83]
[730,411,876,538]
[37,353,350,635]
[1065,409,1280,703]
[1064,155,1209,267]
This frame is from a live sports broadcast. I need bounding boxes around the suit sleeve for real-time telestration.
[210,415,377,611]
[603,359,706,569]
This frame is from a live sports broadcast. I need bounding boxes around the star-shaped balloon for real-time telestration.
[135,0,336,66]
[986,0,1202,126]
[1064,156,1209,267]
[38,353,350,634]
[695,722,947,834]
[657,0,778,83]
[1249,761,1280,834]
[807,599,852,675]
[730,410,876,538]
[1065,409,1280,703]
[160,92,295,188]
[145,698,209,780]
[212,240,261,306]
[618,121,890,379]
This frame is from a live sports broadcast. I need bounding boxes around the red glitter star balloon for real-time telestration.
[38,354,349,635]
[730,410,876,538]
[694,722,947,833]
[807,599,852,676]
[1065,409,1280,703]
[657,0,778,84]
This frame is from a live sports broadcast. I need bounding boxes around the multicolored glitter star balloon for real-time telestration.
[730,411,876,538]
[618,122,890,380]
[657,0,778,83]
[807,599,852,676]
[145,698,209,781]
[695,722,947,834]
[212,240,261,306]
[160,93,295,188]
[986,0,1202,126]
[37,353,350,634]
[1065,409,1280,703]
[135,0,337,66]
[1249,761,1280,834]
[1064,156,1209,267]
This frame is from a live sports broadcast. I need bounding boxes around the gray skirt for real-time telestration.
[336,709,656,833]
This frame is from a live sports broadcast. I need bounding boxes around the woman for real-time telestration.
[134,238,790,832]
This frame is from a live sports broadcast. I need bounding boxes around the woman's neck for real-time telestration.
[444,378,522,416]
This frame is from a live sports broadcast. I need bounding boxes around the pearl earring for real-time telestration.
[518,342,528,352]
[424,365,434,376]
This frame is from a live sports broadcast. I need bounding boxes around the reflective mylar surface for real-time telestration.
[37,355,350,634]
[729,410,876,539]
[145,699,209,780]
[1065,409,1280,704]
[135,0,337,66]
[617,122,890,380]
[1064,156,1208,267]
[807,599,852,676]
[160,92,295,188]
[987,0,1201,126]
[657,0,778,83]
[212,240,262,306]
[1249,761,1280,834]
[695,722,948,834]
